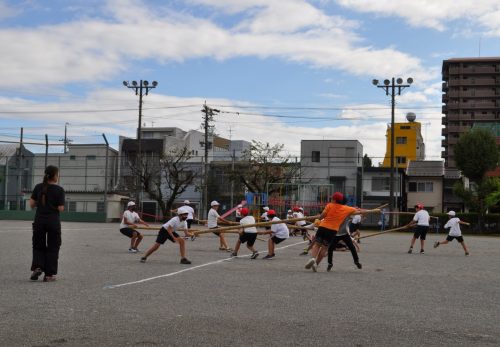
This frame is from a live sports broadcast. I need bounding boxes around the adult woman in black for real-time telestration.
[29,165,65,282]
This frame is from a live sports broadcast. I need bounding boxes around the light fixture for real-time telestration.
[152,81,158,87]
[372,79,379,86]
[143,80,149,86]
[384,79,390,86]
[132,81,138,86]
[407,77,413,84]
[396,78,403,84]
[122,81,128,86]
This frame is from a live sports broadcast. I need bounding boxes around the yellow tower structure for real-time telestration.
[381,112,425,168]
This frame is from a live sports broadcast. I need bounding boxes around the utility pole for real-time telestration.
[59,122,72,153]
[123,80,158,210]
[102,134,109,221]
[201,102,219,218]
[372,77,413,228]
[17,128,23,210]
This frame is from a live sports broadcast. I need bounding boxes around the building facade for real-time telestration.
[381,113,425,169]
[301,140,363,206]
[442,57,500,168]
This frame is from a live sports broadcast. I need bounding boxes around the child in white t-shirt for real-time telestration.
[259,210,289,259]
[434,211,470,256]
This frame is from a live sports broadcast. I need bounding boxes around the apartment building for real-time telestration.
[442,57,500,168]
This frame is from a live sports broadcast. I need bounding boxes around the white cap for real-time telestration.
[237,204,242,208]
[288,209,292,213]
[211,200,220,206]
[127,201,136,207]
[184,200,190,204]
[263,206,269,211]
[177,206,190,215]
[299,207,304,211]
[447,210,456,216]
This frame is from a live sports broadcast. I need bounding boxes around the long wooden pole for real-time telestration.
[358,225,409,239]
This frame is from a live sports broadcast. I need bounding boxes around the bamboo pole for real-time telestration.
[358,225,410,239]
[193,215,320,235]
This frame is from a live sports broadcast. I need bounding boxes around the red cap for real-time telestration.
[292,206,300,212]
[332,192,344,202]
[240,208,249,216]
[416,203,424,209]
[267,209,276,216]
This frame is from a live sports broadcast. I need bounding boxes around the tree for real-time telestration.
[453,128,500,228]
[232,140,302,195]
[362,154,373,169]
[454,128,499,182]
[126,146,200,218]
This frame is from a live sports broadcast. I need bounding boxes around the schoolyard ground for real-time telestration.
[1,220,499,346]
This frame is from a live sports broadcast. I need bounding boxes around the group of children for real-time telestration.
[118,196,472,271]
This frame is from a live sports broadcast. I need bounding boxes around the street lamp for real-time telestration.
[123,80,158,208]
[372,77,413,227]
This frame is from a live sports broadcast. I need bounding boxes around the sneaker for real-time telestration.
[420,250,425,255]
[231,252,238,257]
[250,251,259,259]
[180,258,192,265]
[191,235,196,241]
[434,241,440,248]
[465,252,470,256]
[311,262,317,272]
[128,248,138,253]
[140,257,147,263]
[263,254,275,260]
[408,248,413,254]
[43,275,56,282]
[355,262,362,269]
[327,263,333,272]
[30,268,43,281]
[219,247,227,251]
[226,248,233,253]
[305,258,316,269]
[299,250,309,256]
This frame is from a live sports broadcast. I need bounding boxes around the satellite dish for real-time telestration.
[406,112,416,122]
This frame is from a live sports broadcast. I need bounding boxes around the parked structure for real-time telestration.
[0,144,34,211]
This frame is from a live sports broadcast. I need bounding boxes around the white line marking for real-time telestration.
[104,240,307,289]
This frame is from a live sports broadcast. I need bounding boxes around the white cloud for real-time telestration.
[0,1,20,21]
[336,0,500,36]
[0,0,432,88]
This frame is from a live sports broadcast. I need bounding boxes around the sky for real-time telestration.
[1,0,500,164]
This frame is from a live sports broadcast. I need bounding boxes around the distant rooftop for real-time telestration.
[406,160,444,177]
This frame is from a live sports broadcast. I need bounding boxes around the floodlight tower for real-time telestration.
[372,77,413,227]
[123,80,158,207]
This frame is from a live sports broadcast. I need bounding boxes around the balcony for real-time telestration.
[447,78,498,87]
[446,101,499,109]
[449,66,500,74]
[447,90,500,98]
[447,125,471,133]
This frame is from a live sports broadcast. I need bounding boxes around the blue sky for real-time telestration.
[1,0,500,164]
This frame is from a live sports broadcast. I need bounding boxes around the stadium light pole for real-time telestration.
[123,80,158,209]
[372,77,413,227]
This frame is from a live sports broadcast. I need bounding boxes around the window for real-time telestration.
[70,155,76,160]
[311,151,320,162]
[372,177,390,191]
[67,201,77,212]
[409,181,433,192]
[400,125,411,130]
[97,202,105,213]
[396,137,407,144]
[86,155,96,160]
[396,156,406,164]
